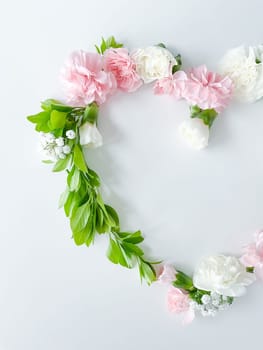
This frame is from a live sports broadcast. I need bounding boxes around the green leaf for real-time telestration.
[157,43,166,48]
[138,260,156,285]
[97,36,123,54]
[107,238,121,264]
[107,235,133,268]
[118,246,133,268]
[95,44,101,54]
[246,266,255,273]
[122,242,144,256]
[122,231,144,244]
[105,205,120,230]
[70,201,90,233]
[106,36,123,50]
[190,106,218,128]
[73,213,94,246]
[64,191,78,217]
[52,154,72,172]
[27,111,51,132]
[27,111,48,123]
[83,103,99,124]
[67,166,80,191]
[172,54,182,73]
[50,110,67,129]
[173,271,194,291]
[41,99,74,112]
[101,37,107,54]
[190,105,202,116]
[59,187,70,208]
[95,206,105,233]
[87,169,100,187]
[73,145,88,172]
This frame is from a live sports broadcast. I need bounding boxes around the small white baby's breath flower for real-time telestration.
[54,146,63,156]
[201,294,211,305]
[66,130,76,139]
[46,133,55,143]
[62,145,71,154]
[55,137,64,146]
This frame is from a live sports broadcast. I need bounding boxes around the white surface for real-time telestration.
[1,0,263,349]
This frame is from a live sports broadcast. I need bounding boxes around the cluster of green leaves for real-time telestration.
[95,36,123,54]
[58,143,119,246]
[27,99,77,135]
[190,105,218,128]
[107,231,158,284]
[172,270,195,291]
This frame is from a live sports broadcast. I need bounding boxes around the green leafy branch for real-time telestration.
[61,149,157,284]
[27,100,157,285]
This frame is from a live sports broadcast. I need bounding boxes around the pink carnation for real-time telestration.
[61,50,117,106]
[104,48,142,92]
[154,71,187,99]
[157,264,177,284]
[167,287,195,325]
[240,230,263,280]
[183,65,233,113]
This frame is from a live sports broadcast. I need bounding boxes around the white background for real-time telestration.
[1,0,263,349]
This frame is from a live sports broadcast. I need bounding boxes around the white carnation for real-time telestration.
[131,46,176,83]
[79,122,103,148]
[193,255,256,297]
[219,45,263,102]
[179,118,209,150]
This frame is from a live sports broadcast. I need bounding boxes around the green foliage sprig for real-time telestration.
[27,99,157,284]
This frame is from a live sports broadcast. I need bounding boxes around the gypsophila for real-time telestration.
[66,130,76,139]
[39,132,72,162]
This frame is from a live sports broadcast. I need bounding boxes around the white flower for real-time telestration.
[45,133,55,143]
[54,146,63,156]
[219,45,263,102]
[179,118,209,150]
[66,130,76,139]
[62,145,71,154]
[79,122,103,148]
[193,255,256,297]
[201,294,211,305]
[131,46,176,83]
[55,137,64,146]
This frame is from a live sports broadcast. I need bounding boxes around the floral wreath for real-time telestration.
[27,36,263,324]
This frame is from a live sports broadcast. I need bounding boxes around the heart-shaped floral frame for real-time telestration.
[27,36,263,324]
